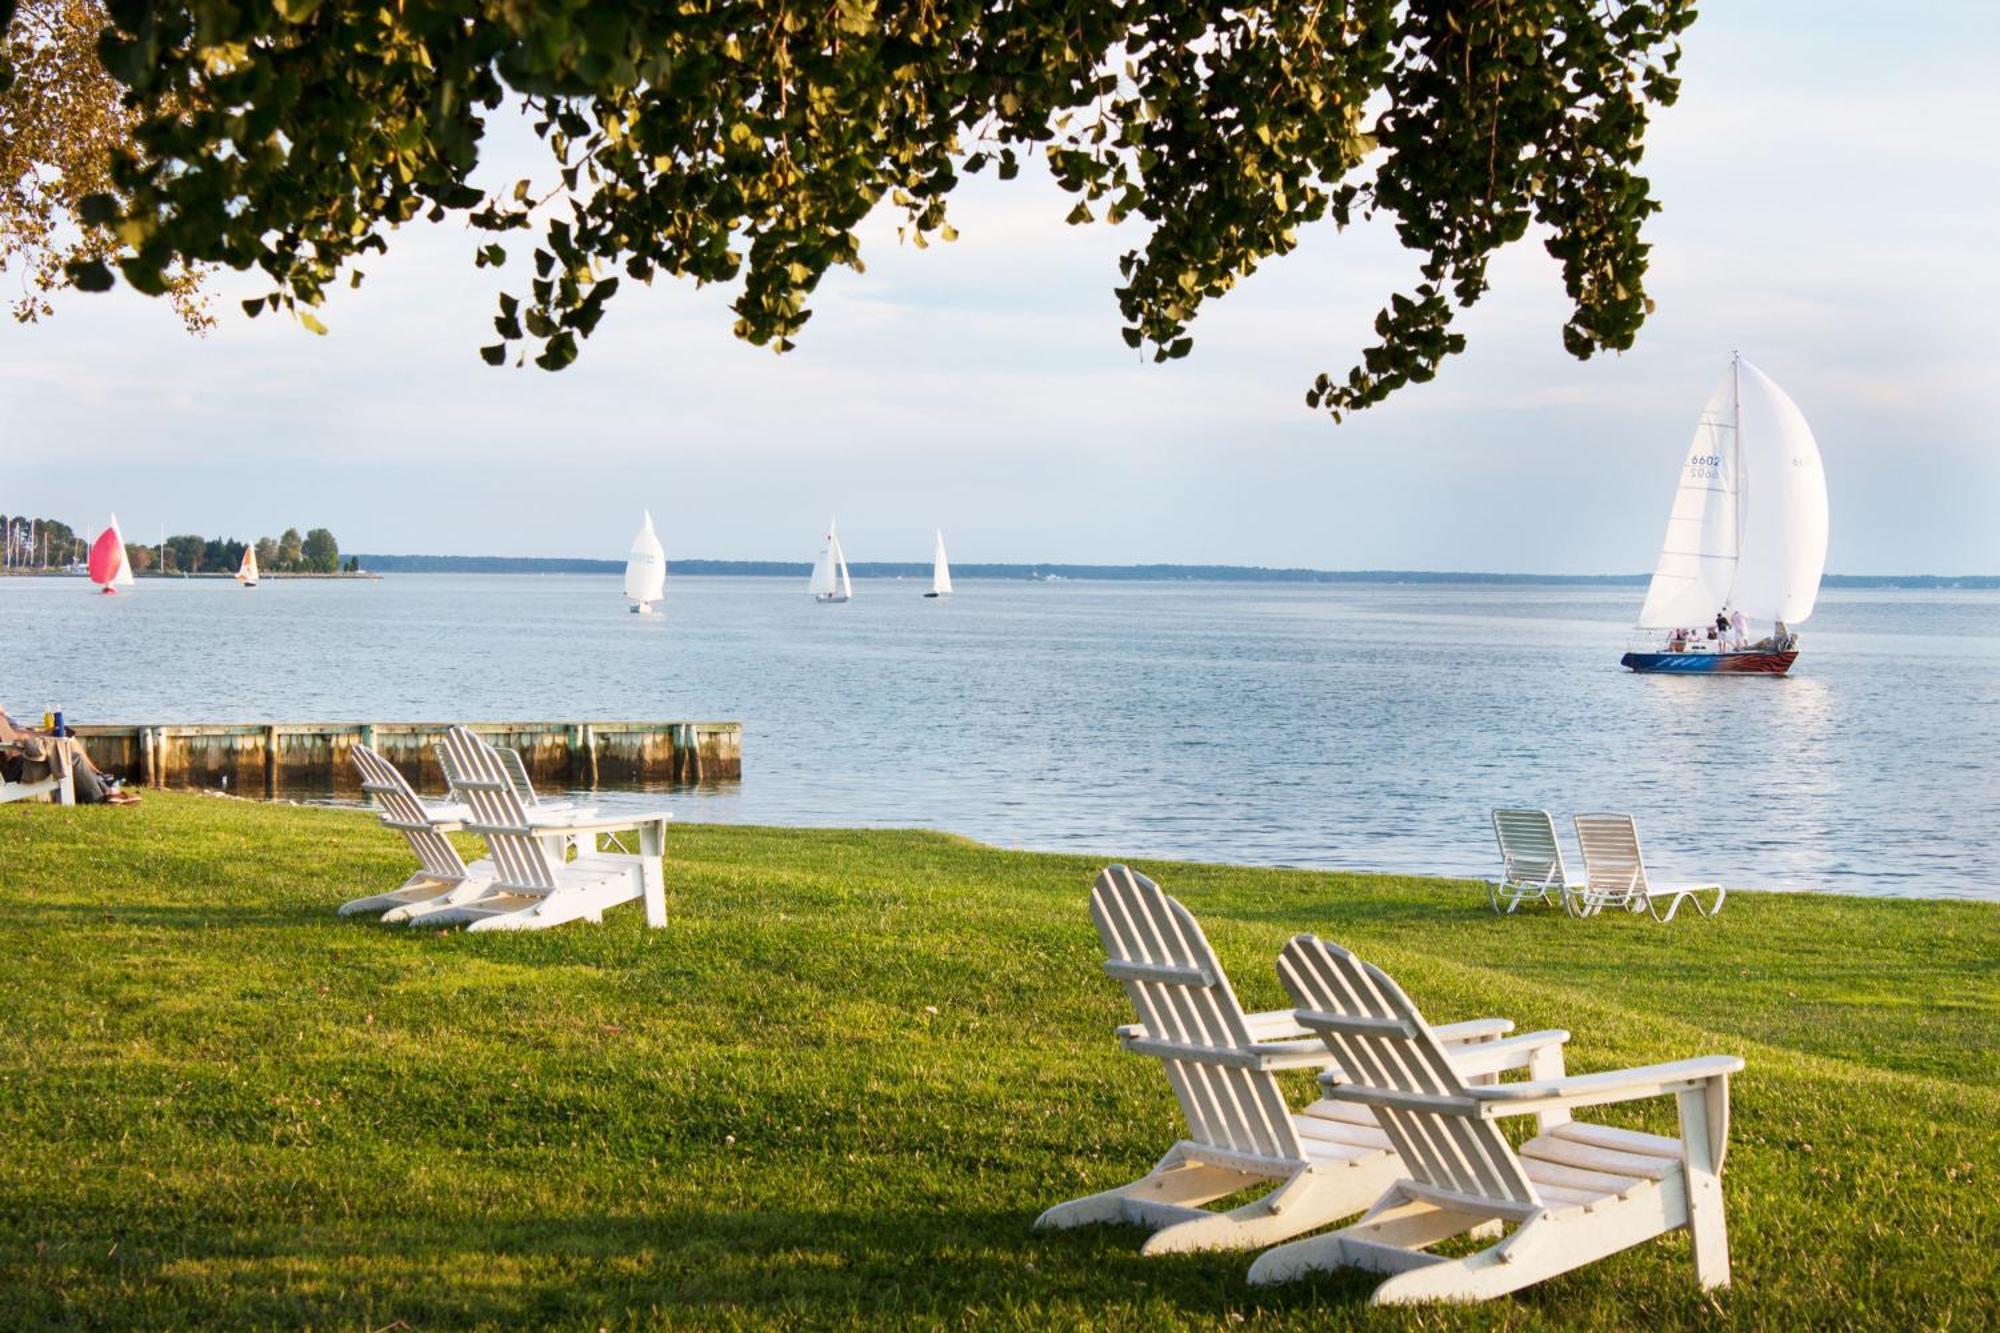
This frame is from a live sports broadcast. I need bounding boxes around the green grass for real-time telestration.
[1,793,1994,1329]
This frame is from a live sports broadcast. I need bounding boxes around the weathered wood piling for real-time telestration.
[70,721,741,797]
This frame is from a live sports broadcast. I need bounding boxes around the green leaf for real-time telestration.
[69,259,115,293]
[76,193,120,227]
[297,310,328,336]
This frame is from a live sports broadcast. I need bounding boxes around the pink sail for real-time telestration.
[88,517,132,591]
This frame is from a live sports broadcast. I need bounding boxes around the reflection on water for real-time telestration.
[5,574,1996,900]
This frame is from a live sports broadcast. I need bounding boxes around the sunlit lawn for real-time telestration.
[1,792,1993,1328]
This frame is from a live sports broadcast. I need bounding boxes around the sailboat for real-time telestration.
[625,509,666,614]
[809,517,853,603]
[925,530,953,599]
[1622,355,1828,675]
[236,545,259,588]
[87,515,134,595]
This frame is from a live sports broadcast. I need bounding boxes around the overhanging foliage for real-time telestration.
[6,0,1696,417]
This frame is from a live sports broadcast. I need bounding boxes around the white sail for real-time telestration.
[1729,360,1828,624]
[930,530,953,596]
[1637,371,1739,630]
[834,532,853,600]
[809,517,845,599]
[1636,356,1828,635]
[624,509,666,608]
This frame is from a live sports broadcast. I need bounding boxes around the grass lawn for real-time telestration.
[1,792,1994,1329]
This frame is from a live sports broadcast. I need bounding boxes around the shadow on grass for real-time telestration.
[7,1205,1410,1326]
[0,900,340,932]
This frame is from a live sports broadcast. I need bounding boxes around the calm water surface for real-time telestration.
[4,574,1995,900]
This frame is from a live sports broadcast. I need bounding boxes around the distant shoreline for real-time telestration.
[349,555,1999,590]
[0,570,380,581]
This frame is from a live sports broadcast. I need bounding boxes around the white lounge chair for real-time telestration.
[340,744,493,916]
[1487,809,1581,914]
[1035,866,1565,1255]
[1248,934,1743,1304]
[1572,814,1726,921]
[414,725,671,932]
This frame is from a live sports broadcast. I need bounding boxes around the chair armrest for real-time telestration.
[1443,1030,1570,1079]
[1469,1055,1744,1118]
[1433,1017,1516,1045]
[1116,1031,1336,1072]
[1315,1030,1570,1094]
[1243,1007,1312,1041]
[523,810,674,834]
[1249,1039,1342,1071]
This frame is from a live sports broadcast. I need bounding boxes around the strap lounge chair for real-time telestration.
[416,726,672,932]
[1487,809,1582,914]
[1247,934,1743,1304]
[1035,866,1566,1255]
[1572,814,1726,921]
[341,744,492,917]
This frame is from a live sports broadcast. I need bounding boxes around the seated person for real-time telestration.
[0,708,138,804]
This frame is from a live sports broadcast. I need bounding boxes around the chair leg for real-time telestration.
[1034,1147,1242,1231]
[1678,1084,1733,1289]
[1141,1154,1400,1255]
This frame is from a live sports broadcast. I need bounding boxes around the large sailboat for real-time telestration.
[1622,355,1828,675]
[925,530,952,599]
[236,546,259,587]
[809,518,853,603]
[625,510,666,614]
[87,515,134,594]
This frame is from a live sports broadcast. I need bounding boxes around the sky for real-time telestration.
[2,2,1996,574]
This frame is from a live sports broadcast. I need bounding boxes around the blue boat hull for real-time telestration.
[1621,650,1798,675]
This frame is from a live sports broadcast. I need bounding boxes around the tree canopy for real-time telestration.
[0,0,1696,418]
[0,0,208,329]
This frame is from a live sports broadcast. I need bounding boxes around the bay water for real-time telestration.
[4,574,1994,900]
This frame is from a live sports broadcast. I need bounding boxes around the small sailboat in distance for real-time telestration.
[236,545,259,588]
[809,517,853,603]
[925,530,952,599]
[1622,354,1828,675]
[87,515,134,595]
[625,509,666,615]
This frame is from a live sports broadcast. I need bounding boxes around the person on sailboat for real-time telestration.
[1729,608,1748,650]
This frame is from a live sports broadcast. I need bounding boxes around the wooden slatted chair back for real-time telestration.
[1492,809,1567,885]
[1091,866,1304,1165]
[435,740,545,807]
[1275,934,1538,1212]
[353,745,468,882]
[1573,814,1650,898]
[440,726,561,892]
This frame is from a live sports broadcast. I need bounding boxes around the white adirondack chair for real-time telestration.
[1572,814,1726,921]
[1248,934,1743,1304]
[1488,809,1581,914]
[340,744,492,916]
[0,768,67,805]
[415,725,672,932]
[434,739,573,815]
[1035,866,1566,1255]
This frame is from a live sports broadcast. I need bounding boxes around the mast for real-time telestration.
[1731,350,1744,594]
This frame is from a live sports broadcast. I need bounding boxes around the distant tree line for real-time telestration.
[0,515,357,574]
